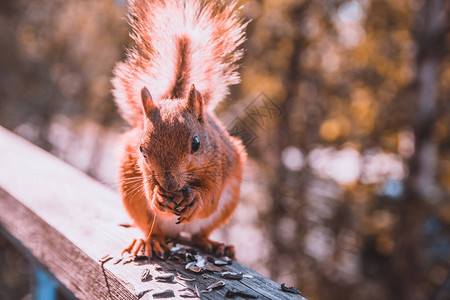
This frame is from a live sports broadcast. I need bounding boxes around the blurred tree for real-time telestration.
[0,0,128,153]
[234,0,450,299]
[1,0,450,299]
[390,0,448,299]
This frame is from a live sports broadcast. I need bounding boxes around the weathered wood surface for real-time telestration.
[0,126,306,300]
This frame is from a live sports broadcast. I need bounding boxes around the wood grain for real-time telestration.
[0,127,306,300]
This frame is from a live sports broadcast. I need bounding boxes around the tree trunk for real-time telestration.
[393,1,447,299]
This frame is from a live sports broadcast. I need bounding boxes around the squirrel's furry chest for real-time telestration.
[155,178,239,237]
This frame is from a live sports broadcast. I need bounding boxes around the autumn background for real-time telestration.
[0,0,449,299]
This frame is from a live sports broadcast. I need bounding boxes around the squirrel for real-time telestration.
[112,0,247,258]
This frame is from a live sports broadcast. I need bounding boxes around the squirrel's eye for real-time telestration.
[191,136,200,154]
[139,145,147,158]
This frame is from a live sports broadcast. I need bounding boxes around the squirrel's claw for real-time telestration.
[121,239,136,256]
[216,244,235,258]
[176,199,198,224]
[160,194,179,212]
[155,198,167,212]
[122,238,146,257]
[155,190,187,214]
[145,236,169,258]
[122,236,168,258]
[176,198,195,214]
[192,235,235,258]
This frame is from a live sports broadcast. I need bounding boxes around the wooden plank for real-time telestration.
[0,188,134,299]
[0,126,306,300]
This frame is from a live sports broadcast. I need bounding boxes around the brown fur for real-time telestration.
[118,87,246,257]
[115,0,247,258]
[112,0,247,126]
[167,36,191,99]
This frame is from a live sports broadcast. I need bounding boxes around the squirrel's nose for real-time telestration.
[159,172,179,192]
[161,182,177,193]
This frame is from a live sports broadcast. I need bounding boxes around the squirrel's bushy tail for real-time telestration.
[112,0,247,126]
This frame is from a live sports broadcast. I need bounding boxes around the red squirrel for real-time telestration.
[112,0,247,258]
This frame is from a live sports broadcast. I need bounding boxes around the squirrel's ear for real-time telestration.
[141,87,155,118]
[186,84,204,123]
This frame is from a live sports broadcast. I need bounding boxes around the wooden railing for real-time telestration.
[0,126,306,299]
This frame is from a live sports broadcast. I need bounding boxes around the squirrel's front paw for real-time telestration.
[154,193,174,213]
[153,186,185,214]
[175,196,200,224]
[122,235,169,258]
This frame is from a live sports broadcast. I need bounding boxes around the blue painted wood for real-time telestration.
[34,268,57,300]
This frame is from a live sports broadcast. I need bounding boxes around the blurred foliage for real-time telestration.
[0,0,450,299]
[0,0,127,150]
[230,0,450,299]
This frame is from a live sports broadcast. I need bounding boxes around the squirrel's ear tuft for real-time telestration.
[186,84,204,123]
[141,87,155,118]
